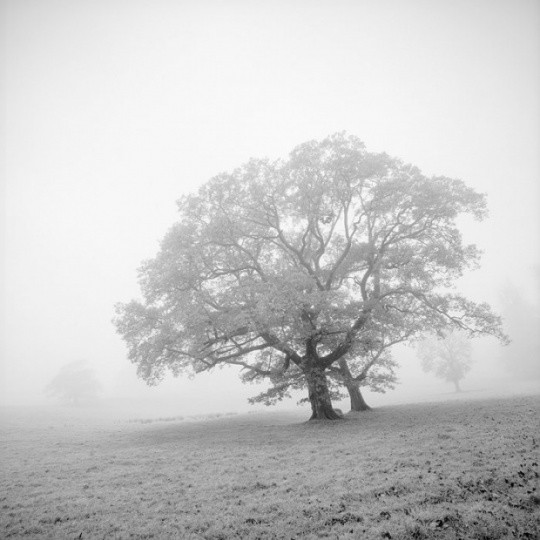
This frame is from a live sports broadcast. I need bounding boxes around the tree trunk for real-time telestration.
[346,383,371,411]
[453,379,462,393]
[337,358,371,412]
[305,365,342,420]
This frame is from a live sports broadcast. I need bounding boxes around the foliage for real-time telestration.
[114,133,507,417]
[416,331,474,391]
[45,361,102,405]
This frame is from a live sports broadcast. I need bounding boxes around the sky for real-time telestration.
[2,0,539,413]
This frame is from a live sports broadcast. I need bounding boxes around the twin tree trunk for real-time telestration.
[304,357,372,420]
[304,365,371,419]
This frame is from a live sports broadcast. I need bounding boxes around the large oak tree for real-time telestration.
[114,133,506,420]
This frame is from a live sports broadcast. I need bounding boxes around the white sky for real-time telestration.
[2,0,539,411]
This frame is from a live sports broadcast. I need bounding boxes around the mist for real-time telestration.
[2,0,540,419]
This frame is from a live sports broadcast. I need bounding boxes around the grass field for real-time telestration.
[1,394,539,539]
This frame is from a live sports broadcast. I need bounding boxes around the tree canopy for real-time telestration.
[114,133,507,419]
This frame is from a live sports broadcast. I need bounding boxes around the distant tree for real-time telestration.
[114,133,507,420]
[416,331,473,392]
[499,278,540,380]
[45,361,102,406]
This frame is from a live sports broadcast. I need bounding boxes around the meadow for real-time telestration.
[1,394,539,539]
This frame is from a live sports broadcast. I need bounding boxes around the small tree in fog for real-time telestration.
[45,361,102,406]
[416,331,473,392]
[499,279,540,380]
[114,133,507,420]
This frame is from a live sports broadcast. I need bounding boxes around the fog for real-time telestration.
[2,0,540,418]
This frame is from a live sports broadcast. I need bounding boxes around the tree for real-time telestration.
[114,133,507,420]
[45,361,102,406]
[247,307,408,412]
[416,331,473,392]
[499,278,540,381]
[247,348,397,412]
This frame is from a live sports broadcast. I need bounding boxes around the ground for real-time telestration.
[1,394,539,539]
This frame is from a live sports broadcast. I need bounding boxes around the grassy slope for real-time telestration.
[1,395,539,539]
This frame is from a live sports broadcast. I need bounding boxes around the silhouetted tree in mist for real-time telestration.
[499,278,540,381]
[416,331,473,392]
[45,361,102,406]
